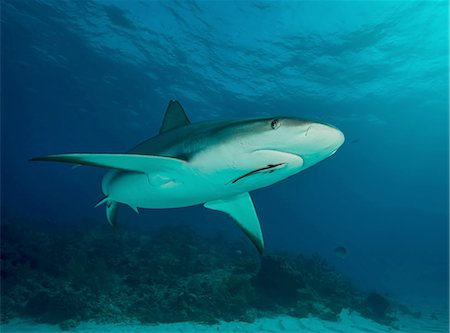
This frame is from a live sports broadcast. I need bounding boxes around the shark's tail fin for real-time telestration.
[96,197,118,226]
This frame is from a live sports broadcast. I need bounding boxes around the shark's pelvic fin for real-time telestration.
[31,153,186,173]
[204,192,264,254]
[159,100,191,134]
[128,204,139,214]
[95,197,109,208]
[95,197,119,226]
[106,200,118,227]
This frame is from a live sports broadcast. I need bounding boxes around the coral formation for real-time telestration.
[362,292,394,325]
[1,219,396,329]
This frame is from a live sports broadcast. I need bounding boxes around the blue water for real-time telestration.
[1,0,448,329]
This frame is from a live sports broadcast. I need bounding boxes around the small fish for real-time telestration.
[335,246,348,258]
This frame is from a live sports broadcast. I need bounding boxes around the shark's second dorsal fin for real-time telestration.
[160,100,190,134]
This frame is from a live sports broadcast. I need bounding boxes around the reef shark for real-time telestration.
[32,100,344,253]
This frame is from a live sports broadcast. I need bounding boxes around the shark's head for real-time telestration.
[271,117,344,167]
[237,117,345,169]
[200,116,345,189]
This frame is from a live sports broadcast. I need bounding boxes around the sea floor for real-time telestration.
[1,309,448,333]
[2,221,448,332]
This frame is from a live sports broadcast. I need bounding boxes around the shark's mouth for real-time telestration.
[232,163,286,184]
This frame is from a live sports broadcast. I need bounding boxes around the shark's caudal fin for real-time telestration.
[159,100,191,134]
[30,153,186,173]
[204,192,264,254]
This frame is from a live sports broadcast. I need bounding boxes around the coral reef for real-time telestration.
[252,255,306,307]
[362,292,395,325]
[1,219,396,329]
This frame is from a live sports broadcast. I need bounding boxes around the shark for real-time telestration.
[32,100,345,253]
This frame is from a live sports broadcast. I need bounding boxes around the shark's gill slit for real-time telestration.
[232,163,285,184]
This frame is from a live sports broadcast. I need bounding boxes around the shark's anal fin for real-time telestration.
[159,100,190,134]
[204,192,264,254]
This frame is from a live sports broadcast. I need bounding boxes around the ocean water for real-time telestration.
[1,1,449,332]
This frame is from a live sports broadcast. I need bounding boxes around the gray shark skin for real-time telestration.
[32,100,345,253]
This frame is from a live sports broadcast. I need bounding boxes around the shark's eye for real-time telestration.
[271,119,280,130]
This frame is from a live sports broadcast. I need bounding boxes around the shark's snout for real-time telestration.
[327,125,345,150]
[301,122,345,156]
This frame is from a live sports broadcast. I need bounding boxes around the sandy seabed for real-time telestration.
[2,309,448,333]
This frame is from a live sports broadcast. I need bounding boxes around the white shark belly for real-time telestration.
[102,154,303,209]
[102,169,241,209]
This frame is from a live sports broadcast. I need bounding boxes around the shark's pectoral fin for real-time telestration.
[204,192,264,254]
[31,153,186,173]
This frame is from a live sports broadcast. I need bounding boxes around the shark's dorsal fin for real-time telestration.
[159,100,190,134]
[204,192,264,254]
